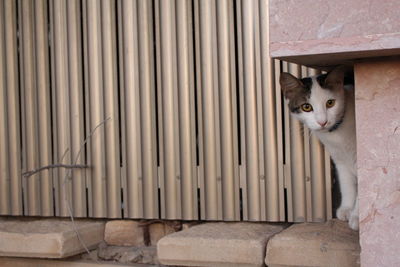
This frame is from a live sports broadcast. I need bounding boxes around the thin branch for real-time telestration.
[74,117,111,166]
[20,115,110,261]
[22,164,89,178]
[64,116,111,185]
[63,117,111,260]
[59,148,70,163]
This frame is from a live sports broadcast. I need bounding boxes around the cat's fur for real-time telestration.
[280,67,358,230]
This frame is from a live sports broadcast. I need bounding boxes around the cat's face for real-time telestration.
[280,68,346,132]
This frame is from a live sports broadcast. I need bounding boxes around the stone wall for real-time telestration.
[355,59,400,267]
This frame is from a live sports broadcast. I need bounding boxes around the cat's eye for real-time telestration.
[326,99,336,108]
[301,103,313,112]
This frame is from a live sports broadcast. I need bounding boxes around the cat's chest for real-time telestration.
[315,129,357,170]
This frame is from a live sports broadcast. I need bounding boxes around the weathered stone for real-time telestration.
[0,256,157,267]
[104,220,144,246]
[140,246,159,265]
[149,222,179,246]
[97,244,159,265]
[0,218,105,258]
[118,249,142,264]
[265,219,360,267]
[98,245,133,260]
[181,222,200,230]
[80,249,99,261]
[149,223,165,246]
[98,244,142,263]
[164,223,178,235]
[158,222,287,267]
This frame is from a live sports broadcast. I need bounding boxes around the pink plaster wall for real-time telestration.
[270,0,400,42]
[269,0,400,59]
[355,60,400,267]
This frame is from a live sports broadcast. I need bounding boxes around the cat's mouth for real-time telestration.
[316,118,344,132]
[314,122,333,131]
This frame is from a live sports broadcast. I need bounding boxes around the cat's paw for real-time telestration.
[336,206,352,221]
[348,213,359,231]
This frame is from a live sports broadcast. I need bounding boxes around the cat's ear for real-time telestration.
[280,72,304,99]
[325,66,344,88]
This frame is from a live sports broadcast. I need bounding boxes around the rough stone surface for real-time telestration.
[97,243,159,265]
[80,249,99,262]
[118,249,142,264]
[265,219,360,267]
[158,222,286,267]
[354,60,400,267]
[104,220,144,246]
[140,246,159,265]
[0,218,105,258]
[99,246,142,263]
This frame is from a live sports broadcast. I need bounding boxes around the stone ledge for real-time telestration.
[0,257,156,267]
[158,222,287,267]
[265,219,360,267]
[0,218,105,258]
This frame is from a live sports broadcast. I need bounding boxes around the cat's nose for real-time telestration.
[318,120,328,127]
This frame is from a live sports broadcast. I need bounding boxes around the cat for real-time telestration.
[280,67,358,230]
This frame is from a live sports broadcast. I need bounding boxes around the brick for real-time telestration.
[0,218,104,258]
[158,222,286,267]
[265,219,360,267]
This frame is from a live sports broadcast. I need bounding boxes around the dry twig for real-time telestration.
[23,117,111,261]
[22,117,111,261]
[63,117,111,258]
[22,164,89,178]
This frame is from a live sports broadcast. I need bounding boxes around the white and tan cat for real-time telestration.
[280,67,358,230]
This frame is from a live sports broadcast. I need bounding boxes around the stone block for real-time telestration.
[149,222,179,246]
[104,220,144,246]
[355,60,400,267]
[148,223,165,246]
[265,219,360,267]
[158,222,286,267]
[0,256,154,267]
[0,218,105,258]
[269,0,400,66]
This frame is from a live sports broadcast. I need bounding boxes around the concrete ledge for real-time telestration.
[265,219,360,267]
[0,218,105,258]
[158,222,287,267]
[0,257,155,267]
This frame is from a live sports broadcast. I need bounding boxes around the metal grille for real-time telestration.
[0,0,331,222]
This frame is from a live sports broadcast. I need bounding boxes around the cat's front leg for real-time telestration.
[349,197,359,230]
[335,163,357,222]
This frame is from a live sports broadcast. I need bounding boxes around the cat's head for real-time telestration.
[280,67,348,132]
